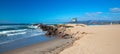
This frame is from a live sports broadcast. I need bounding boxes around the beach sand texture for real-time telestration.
[60,25,120,54]
[2,24,120,54]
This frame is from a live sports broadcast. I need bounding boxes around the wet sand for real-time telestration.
[2,38,74,54]
[2,24,120,54]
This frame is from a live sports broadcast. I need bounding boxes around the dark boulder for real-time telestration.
[36,24,70,39]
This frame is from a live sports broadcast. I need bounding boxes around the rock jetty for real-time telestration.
[33,24,72,39]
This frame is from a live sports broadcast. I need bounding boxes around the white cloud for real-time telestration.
[85,12,103,17]
[80,8,120,20]
[78,12,104,20]
[110,8,120,13]
[96,12,103,14]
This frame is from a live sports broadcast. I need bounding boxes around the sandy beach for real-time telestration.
[1,0,120,54]
[60,24,120,54]
[2,24,120,54]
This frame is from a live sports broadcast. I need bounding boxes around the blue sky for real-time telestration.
[0,0,120,23]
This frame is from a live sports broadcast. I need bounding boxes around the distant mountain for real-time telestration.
[68,20,120,25]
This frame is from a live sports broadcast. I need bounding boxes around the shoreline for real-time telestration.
[2,24,120,54]
[2,24,85,54]
[0,35,54,53]
[2,38,75,54]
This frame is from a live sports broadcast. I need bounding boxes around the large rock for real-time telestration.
[34,24,71,39]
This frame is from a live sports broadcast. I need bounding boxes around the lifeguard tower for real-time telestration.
[72,18,77,23]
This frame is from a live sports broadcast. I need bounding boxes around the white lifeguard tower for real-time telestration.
[110,22,113,25]
[72,18,77,23]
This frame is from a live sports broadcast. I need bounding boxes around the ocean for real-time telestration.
[0,24,54,53]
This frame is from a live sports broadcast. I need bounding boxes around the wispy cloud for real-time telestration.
[85,12,103,17]
[69,7,120,21]
[80,7,120,20]
[109,8,120,19]
[110,7,120,13]
[96,12,103,14]
[78,12,104,20]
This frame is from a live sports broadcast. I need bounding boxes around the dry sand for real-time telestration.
[60,25,120,54]
[2,24,120,54]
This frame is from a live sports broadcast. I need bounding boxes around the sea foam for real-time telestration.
[0,29,27,35]
[7,32,27,36]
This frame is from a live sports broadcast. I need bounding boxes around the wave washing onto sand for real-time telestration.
[0,32,45,45]
[0,24,57,53]
[0,25,46,45]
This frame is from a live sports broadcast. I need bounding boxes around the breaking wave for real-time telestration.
[0,29,27,35]
[7,32,27,36]
[0,25,45,45]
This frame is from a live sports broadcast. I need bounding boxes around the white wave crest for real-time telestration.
[31,33,45,36]
[28,25,38,28]
[0,29,27,34]
[7,32,27,36]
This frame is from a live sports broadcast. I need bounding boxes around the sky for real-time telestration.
[0,0,120,24]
